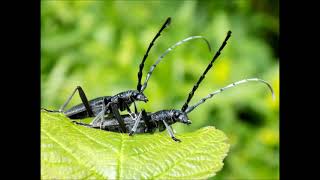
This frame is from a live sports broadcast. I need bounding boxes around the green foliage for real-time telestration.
[41,1,279,179]
[41,111,229,179]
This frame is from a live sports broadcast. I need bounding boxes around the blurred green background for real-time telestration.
[41,0,279,179]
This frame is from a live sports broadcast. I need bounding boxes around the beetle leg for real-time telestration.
[133,101,138,114]
[72,121,92,127]
[110,103,127,133]
[141,109,154,133]
[129,112,142,136]
[162,120,181,142]
[123,101,136,119]
[100,102,106,129]
[41,108,60,113]
[90,104,106,128]
[59,86,94,117]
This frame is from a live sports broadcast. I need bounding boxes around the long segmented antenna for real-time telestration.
[137,17,171,91]
[185,78,275,113]
[181,31,232,112]
[140,36,212,92]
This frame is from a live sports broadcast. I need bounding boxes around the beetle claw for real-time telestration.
[172,137,181,142]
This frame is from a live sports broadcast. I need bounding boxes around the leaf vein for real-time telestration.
[41,129,105,179]
[69,122,119,153]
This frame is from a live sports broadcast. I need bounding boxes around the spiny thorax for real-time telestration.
[112,90,135,103]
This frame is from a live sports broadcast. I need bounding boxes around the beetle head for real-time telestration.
[172,110,192,125]
[132,90,148,102]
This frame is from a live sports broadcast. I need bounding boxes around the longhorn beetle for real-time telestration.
[74,30,274,142]
[43,17,212,133]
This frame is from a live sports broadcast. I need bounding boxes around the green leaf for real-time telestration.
[41,111,230,179]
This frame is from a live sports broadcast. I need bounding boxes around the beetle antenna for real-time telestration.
[137,17,171,91]
[140,36,212,92]
[181,31,232,112]
[185,78,275,113]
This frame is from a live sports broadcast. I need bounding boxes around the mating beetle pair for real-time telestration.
[44,17,274,142]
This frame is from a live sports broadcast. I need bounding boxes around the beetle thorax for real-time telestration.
[150,110,176,125]
[113,90,135,103]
